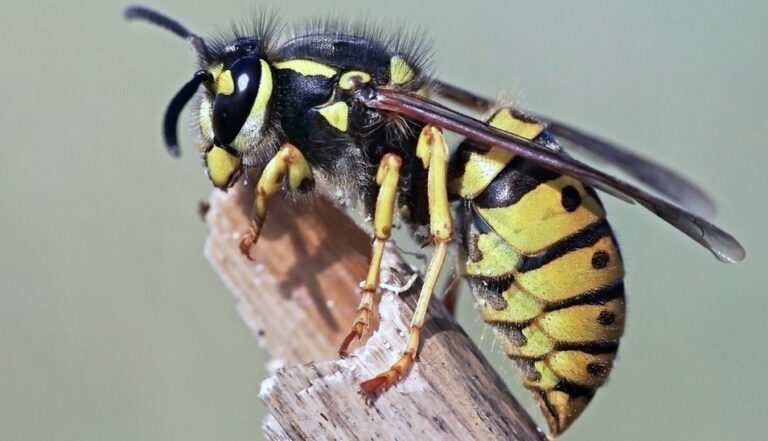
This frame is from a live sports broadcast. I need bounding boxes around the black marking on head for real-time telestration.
[518,220,611,273]
[560,185,582,212]
[273,69,335,144]
[203,11,280,66]
[597,310,616,326]
[283,17,433,90]
[473,157,560,209]
[221,37,261,66]
[591,250,610,269]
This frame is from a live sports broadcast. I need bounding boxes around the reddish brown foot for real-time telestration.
[338,322,366,358]
[359,352,414,396]
[238,221,260,260]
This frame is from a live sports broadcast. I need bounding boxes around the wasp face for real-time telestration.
[210,38,274,153]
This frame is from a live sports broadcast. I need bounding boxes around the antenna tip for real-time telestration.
[123,5,143,20]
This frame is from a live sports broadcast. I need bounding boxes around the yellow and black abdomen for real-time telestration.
[451,108,626,437]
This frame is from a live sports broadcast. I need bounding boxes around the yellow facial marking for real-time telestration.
[216,70,235,95]
[274,59,337,78]
[515,236,623,304]
[389,56,415,84]
[318,101,350,132]
[205,146,241,189]
[198,98,213,140]
[477,177,606,254]
[339,70,372,90]
[253,60,273,114]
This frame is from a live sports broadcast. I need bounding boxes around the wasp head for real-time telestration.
[126,6,277,189]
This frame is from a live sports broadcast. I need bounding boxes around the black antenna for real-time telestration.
[124,5,209,58]
[163,70,213,157]
[125,5,212,156]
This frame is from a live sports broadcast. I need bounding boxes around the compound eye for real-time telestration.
[212,55,261,146]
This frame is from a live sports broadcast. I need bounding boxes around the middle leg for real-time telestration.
[339,153,403,356]
[359,126,453,394]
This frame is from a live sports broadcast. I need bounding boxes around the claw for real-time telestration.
[359,368,400,395]
[338,322,366,357]
[239,221,260,260]
[359,352,413,396]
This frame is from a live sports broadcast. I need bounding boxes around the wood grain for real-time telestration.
[203,183,546,441]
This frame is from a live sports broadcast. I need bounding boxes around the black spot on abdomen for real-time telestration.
[591,250,610,269]
[561,185,582,212]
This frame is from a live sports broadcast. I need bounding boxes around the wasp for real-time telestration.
[125,5,745,437]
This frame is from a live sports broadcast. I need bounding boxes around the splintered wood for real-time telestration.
[203,184,545,441]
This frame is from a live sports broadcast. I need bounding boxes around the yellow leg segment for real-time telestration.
[339,153,403,356]
[239,143,314,259]
[360,126,453,395]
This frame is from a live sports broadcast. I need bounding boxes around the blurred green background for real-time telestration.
[1,0,765,440]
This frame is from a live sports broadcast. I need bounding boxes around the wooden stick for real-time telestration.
[203,183,547,441]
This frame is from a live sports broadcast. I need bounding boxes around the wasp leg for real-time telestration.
[360,126,453,395]
[339,153,403,356]
[239,143,314,259]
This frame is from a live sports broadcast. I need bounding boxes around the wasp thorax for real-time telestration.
[211,40,273,152]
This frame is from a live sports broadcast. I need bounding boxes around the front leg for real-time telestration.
[239,143,314,259]
[360,126,453,394]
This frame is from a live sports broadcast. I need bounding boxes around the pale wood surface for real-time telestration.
[203,183,546,441]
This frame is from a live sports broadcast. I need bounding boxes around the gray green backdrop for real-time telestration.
[1,1,766,440]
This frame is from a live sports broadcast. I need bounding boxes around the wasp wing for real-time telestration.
[433,80,717,217]
[358,87,745,263]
